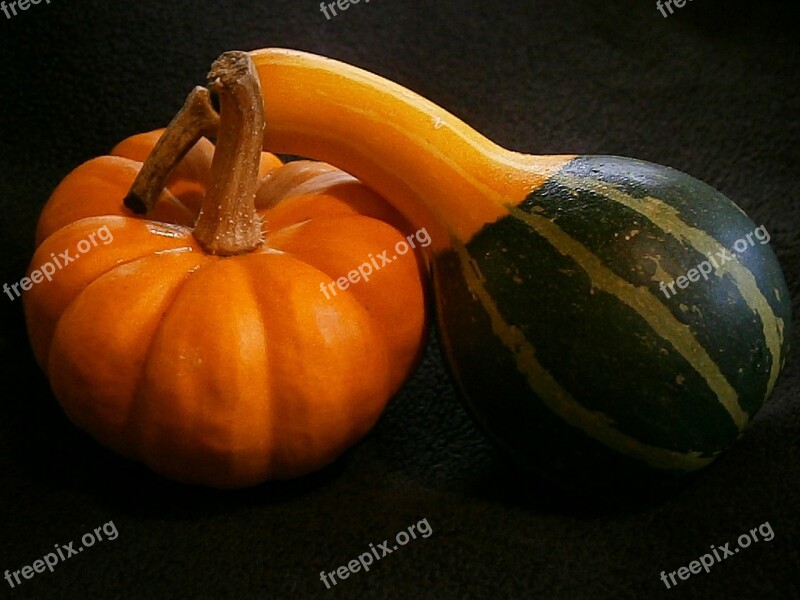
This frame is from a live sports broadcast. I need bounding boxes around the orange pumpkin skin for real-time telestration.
[23,130,428,488]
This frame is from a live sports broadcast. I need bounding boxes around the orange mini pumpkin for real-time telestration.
[22,54,427,487]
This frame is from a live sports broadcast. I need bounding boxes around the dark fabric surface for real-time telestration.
[1,1,798,598]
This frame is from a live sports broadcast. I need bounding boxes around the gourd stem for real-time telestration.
[192,52,265,255]
[123,87,219,214]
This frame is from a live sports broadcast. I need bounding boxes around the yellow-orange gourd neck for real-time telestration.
[250,48,574,251]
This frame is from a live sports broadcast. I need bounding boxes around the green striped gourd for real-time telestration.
[248,49,791,489]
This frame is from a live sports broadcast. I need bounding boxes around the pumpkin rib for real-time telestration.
[132,285,228,479]
[264,214,401,270]
[35,157,198,243]
[255,160,338,209]
[37,227,196,316]
[31,218,198,367]
[36,213,194,250]
[258,166,354,208]
[239,250,394,479]
[259,185,416,237]
[124,253,220,468]
[238,258,277,479]
[35,157,140,244]
[263,214,426,392]
[201,259,274,484]
[248,262,291,481]
[133,257,275,485]
[47,251,211,456]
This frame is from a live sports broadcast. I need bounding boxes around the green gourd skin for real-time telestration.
[432,155,791,492]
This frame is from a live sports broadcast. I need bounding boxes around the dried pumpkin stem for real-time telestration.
[192,51,266,255]
[124,86,219,214]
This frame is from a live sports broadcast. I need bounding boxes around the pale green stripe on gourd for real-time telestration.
[451,237,718,471]
[552,172,786,398]
[503,203,749,429]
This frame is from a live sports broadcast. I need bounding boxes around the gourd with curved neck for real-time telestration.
[248,48,791,491]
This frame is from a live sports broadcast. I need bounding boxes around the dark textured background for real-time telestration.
[1,1,798,598]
